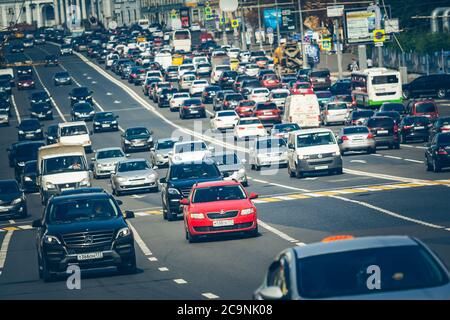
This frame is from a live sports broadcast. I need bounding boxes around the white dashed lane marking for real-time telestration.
[202,292,220,299]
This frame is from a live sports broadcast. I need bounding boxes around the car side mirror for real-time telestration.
[222,172,230,178]
[159,177,166,184]
[249,192,258,199]
[116,199,123,205]
[124,210,135,219]
[288,143,294,149]
[32,219,42,228]
[180,198,189,205]
[259,286,283,300]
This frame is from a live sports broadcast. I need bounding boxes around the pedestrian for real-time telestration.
[367,58,373,68]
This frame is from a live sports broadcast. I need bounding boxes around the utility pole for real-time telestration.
[368,1,383,67]
[334,0,343,79]
[241,6,247,51]
[257,0,263,50]
[298,0,307,69]
[275,0,281,48]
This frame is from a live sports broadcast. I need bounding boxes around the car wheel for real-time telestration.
[433,159,441,172]
[42,259,56,282]
[117,255,137,274]
[295,164,303,179]
[335,167,343,175]
[437,89,446,99]
[288,165,296,177]
[255,164,261,171]
[426,157,433,171]
[167,212,175,221]
[388,144,394,150]
[187,229,198,243]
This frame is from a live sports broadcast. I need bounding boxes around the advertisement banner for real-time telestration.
[263,8,295,33]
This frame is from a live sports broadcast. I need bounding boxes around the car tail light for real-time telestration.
[438,148,448,155]
[238,127,245,130]
[403,125,413,130]
[324,110,329,115]
[257,125,264,129]
[394,124,399,134]
[367,133,374,139]
[442,127,450,132]
[341,136,349,141]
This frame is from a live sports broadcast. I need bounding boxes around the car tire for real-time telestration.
[295,164,303,179]
[433,159,441,173]
[167,212,176,221]
[117,255,137,275]
[42,259,56,282]
[288,165,296,177]
[335,167,343,175]
[426,157,433,171]
[187,229,198,243]
[388,144,394,150]
[247,225,259,237]
[437,89,446,99]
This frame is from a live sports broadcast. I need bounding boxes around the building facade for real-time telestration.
[0,0,56,29]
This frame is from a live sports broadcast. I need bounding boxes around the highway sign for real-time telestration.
[327,5,344,17]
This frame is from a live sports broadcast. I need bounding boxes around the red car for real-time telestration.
[235,100,256,117]
[181,180,258,242]
[253,102,281,124]
[261,74,281,89]
[406,99,439,121]
[17,75,35,90]
[290,81,314,95]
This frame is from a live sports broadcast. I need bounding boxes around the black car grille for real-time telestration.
[0,199,12,206]
[207,210,239,219]
[308,153,334,159]
[62,230,114,247]
[66,244,111,254]
[194,222,253,232]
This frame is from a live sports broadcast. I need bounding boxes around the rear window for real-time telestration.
[403,117,430,126]
[381,103,405,113]
[184,99,202,106]
[311,70,330,78]
[367,118,394,128]
[437,134,450,144]
[327,103,347,110]
[225,94,243,101]
[316,92,332,99]
[256,103,277,110]
[217,66,230,71]
[343,127,369,134]
[372,75,399,85]
[415,103,437,114]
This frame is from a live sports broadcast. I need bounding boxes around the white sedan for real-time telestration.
[169,92,190,112]
[249,88,270,103]
[210,110,240,131]
[169,140,213,164]
[190,79,209,96]
[244,64,260,77]
[234,117,268,141]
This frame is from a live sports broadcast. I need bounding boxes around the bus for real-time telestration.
[171,29,192,53]
[351,68,403,108]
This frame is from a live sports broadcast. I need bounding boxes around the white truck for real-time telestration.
[37,143,92,204]
[0,68,14,85]
[284,94,321,128]
[154,52,172,70]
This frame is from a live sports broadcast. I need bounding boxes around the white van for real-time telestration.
[37,143,91,203]
[286,128,343,178]
[193,56,209,67]
[58,121,92,153]
[154,52,172,70]
[284,94,321,128]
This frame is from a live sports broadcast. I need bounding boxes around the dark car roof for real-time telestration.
[0,179,19,187]
[51,191,111,203]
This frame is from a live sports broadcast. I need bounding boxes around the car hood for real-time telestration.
[42,172,89,184]
[96,157,126,165]
[116,169,153,178]
[47,217,127,237]
[169,176,223,189]
[126,134,150,140]
[257,147,287,154]
[297,144,339,156]
[0,192,22,203]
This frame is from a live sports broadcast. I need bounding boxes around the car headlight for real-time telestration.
[86,95,92,99]
[44,235,61,245]
[24,176,32,182]
[45,181,56,189]
[79,178,90,186]
[241,208,255,215]
[74,112,81,115]
[94,122,100,125]
[147,173,156,180]
[36,129,41,133]
[298,154,310,160]
[147,137,153,142]
[71,96,77,99]
[111,121,117,124]
[168,188,180,195]
[89,111,95,115]
[18,161,25,167]
[18,130,24,134]
[116,227,131,239]
[11,197,23,205]
[190,213,205,219]
[124,139,131,144]
[116,177,127,182]
[332,151,341,157]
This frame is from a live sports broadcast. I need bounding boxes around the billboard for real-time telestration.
[263,8,295,33]
[343,7,391,44]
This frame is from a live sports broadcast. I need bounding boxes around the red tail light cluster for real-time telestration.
[341,136,349,141]
[393,124,399,134]
[438,148,448,155]
[367,133,374,139]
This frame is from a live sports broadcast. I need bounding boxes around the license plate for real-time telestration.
[415,126,425,130]
[213,220,234,227]
[264,112,272,115]
[61,187,75,192]
[315,165,328,170]
[190,110,199,114]
[102,124,110,128]
[26,133,34,137]
[377,130,388,135]
[77,252,103,261]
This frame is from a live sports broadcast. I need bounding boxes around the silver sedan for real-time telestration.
[249,137,288,170]
[150,138,178,167]
[337,126,376,155]
[92,147,128,179]
[111,159,159,196]
[212,152,248,186]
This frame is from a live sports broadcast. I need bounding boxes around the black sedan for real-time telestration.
[0,180,27,219]
[429,116,450,141]
[53,71,72,86]
[426,132,450,172]
[29,90,51,106]
[399,116,431,143]
[71,102,95,121]
[10,140,45,181]
[30,102,53,120]
[121,127,154,152]
[32,191,136,282]
[44,55,59,66]
[20,160,38,193]
[17,65,32,77]
[11,44,24,53]
[93,112,119,132]
[69,87,93,106]
[158,88,178,108]
[17,118,43,141]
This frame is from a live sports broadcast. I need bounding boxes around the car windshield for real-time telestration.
[213,153,239,165]
[126,128,149,136]
[24,161,37,173]
[297,132,335,147]
[20,120,40,130]
[403,117,430,126]
[97,150,124,159]
[317,92,333,99]
[218,111,237,117]
[416,103,437,113]
[240,101,255,107]
[297,245,449,299]
[170,163,220,180]
[256,138,286,149]
[15,143,42,158]
[343,127,370,134]
[274,123,300,132]
[217,66,230,71]
[175,142,207,153]
[382,103,404,113]
[311,70,330,78]
[192,185,246,203]
[48,198,119,224]
[254,89,269,94]
[157,140,176,150]
[55,72,69,78]
[256,103,277,110]
[272,92,288,99]
[368,118,394,128]
[174,93,189,99]
[60,125,88,136]
[226,94,243,101]
[43,155,86,174]
[437,134,450,144]
[95,112,115,120]
[295,83,310,89]
[118,161,149,172]
[0,181,19,193]
[328,103,347,110]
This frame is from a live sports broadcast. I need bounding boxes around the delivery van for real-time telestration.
[284,94,321,128]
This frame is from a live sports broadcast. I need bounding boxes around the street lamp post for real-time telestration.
[275,0,281,48]
[257,0,263,50]
[298,0,307,69]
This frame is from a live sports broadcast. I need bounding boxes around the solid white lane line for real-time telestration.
[257,219,305,245]
[128,222,152,256]
[343,168,429,184]
[330,195,449,230]
[383,155,402,160]
[0,230,14,275]
[202,293,220,299]
[18,225,33,230]
[404,158,424,164]
[401,144,426,150]
[174,278,187,284]
[10,95,21,123]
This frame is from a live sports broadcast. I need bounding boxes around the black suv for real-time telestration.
[403,74,450,99]
[365,116,400,149]
[17,65,33,77]
[69,87,93,106]
[0,180,27,219]
[33,190,136,281]
[29,90,51,106]
[93,112,119,133]
[45,55,59,66]
[158,87,178,108]
[8,140,45,180]
[160,159,223,221]
[71,102,95,121]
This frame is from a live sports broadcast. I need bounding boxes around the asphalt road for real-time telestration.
[1,43,450,299]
